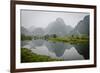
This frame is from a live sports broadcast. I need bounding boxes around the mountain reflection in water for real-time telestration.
[22,39,89,61]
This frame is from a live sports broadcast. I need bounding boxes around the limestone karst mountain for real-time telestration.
[45,17,73,36]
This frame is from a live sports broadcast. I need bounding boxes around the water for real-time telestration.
[21,39,89,61]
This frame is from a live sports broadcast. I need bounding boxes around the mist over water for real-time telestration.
[22,39,89,60]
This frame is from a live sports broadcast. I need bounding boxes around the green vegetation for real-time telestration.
[33,34,57,40]
[21,34,89,45]
[21,35,32,41]
[49,35,89,44]
[21,48,63,63]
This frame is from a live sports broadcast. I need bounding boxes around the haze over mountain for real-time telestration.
[27,26,35,33]
[33,28,45,36]
[45,17,73,36]
[70,15,89,35]
[21,26,33,36]
[21,15,89,37]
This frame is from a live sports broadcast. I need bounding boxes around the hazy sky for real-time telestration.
[21,9,89,29]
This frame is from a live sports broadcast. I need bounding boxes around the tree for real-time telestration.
[44,34,49,40]
[53,34,57,38]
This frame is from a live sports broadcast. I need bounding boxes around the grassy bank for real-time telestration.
[21,48,63,63]
[49,35,89,44]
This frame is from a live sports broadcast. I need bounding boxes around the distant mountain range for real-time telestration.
[33,28,45,36]
[21,26,33,36]
[70,15,89,36]
[45,17,73,36]
[21,15,89,36]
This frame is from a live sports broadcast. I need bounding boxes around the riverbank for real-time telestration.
[49,36,89,44]
[21,48,63,62]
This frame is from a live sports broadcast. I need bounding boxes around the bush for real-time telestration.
[21,35,32,41]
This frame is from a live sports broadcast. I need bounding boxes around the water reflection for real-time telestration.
[21,39,89,60]
[31,39,45,47]
[45,41,72,57]
[73,44,89,59]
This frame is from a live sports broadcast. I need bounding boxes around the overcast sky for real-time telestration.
[21,9,89,29]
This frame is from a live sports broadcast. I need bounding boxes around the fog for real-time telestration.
[21,9,89,28]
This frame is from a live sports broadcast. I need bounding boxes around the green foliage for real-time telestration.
[21,48,63,63]
[32,34,58,40]
[21,35,32,41]
[52,34,57,38]
[49,35,89,44]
